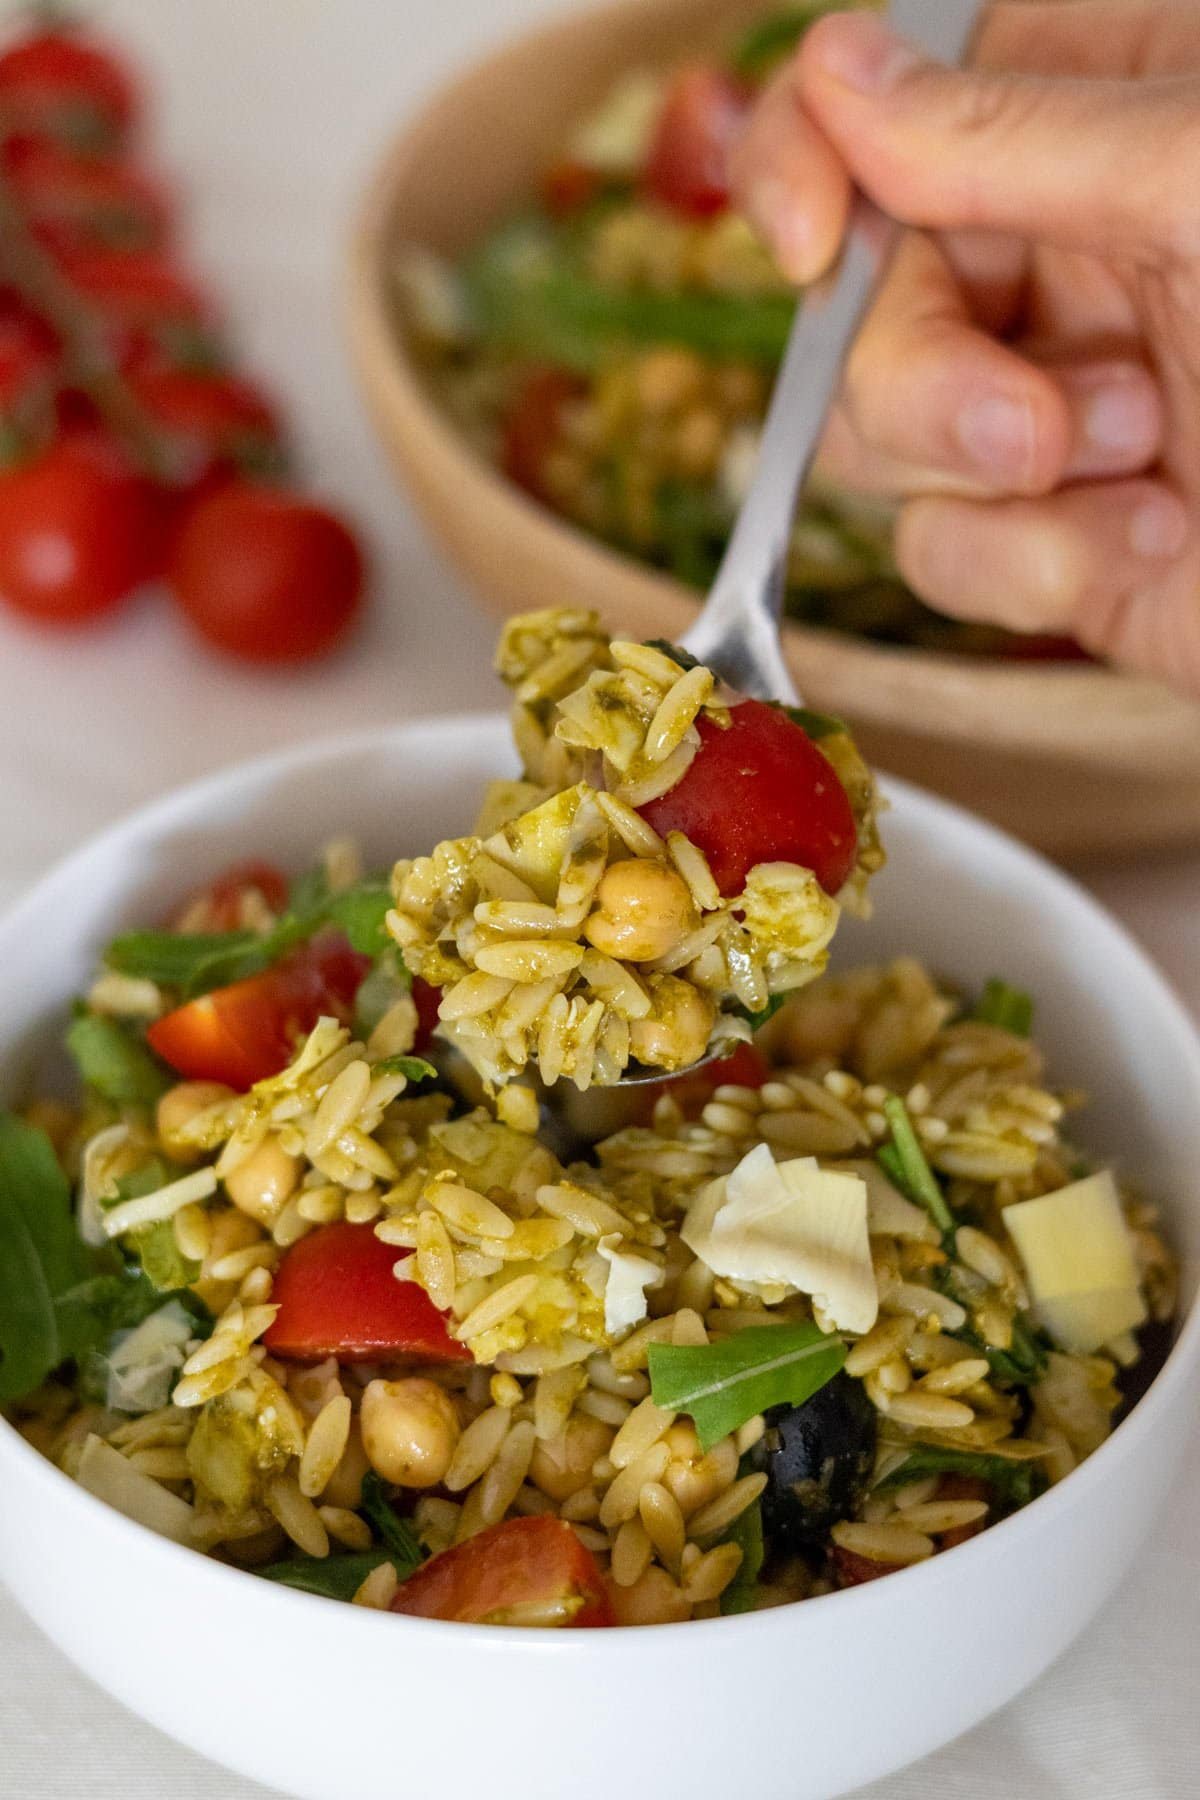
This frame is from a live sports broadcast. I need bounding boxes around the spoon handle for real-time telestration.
[682,0,983,705]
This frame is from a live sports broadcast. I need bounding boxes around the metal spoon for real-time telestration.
[610,0,984,1090]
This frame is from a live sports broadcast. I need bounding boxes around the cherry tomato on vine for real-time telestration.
[638,698,858,896]
[3,137,170,255]
[168,480,364,664]
[128,366,280,479]
[0,434,158,625]
[0,27,138,151]
[642,66,751,218]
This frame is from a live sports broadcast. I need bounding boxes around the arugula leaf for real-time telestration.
[734,993,787,1034]
[973,978,1034,1037]
[66,1014,170,1106]
[873,1445,1046,1512]
[354,955,412,1039]
[359,1472,425,1576]
[105,875,393,1000]
[643,637,701,673]
[105,929,261,988]
[954,1312,1048,1387]
[257,1550,404,1602]
[129,1220,200,1292]
[0,1114,91,1402]
[879,1098,956,1240]
[648,1323,846,1453]
[783,704,846,742]
[719,1497,765,1615]
[323,883,393,958]
[371,1055,437,1085]
[288,865,331,915]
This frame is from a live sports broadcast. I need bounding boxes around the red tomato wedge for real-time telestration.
[643,66,751,218]
[263,1221,468,1364]
[638,1040,769,1123]
[146,933,369,1090]
[638,698,857,896]
[501,366,578,503]
[391,1516,614,1626]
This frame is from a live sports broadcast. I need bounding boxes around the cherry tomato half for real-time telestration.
[501,366,579,504]
[4,138,170,254]
[0,27,138,151]
[173,858,290,932]
[0,434,158,624]
[638,1039,769,1124]
[638,698,858,896]
[642,66,751,218]
[411,976,442,1055]
[391,1516,614,1626]
[263,1221,468,1364]
[168,480,364,664]
[146,932,369,1090]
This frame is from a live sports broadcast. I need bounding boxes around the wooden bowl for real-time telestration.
[346,0,1200,858]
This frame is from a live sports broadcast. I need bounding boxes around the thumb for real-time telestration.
[792,10,1200,267]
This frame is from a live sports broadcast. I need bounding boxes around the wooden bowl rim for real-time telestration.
[345,0,1200,779]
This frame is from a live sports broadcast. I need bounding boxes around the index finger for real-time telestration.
[729,60,853,283]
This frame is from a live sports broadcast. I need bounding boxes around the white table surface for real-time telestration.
[0,2,1197,1793]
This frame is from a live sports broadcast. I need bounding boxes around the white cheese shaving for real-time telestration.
[682,1143,878,1334]
[1003,1169,1147,1353]
[568,72,664,175]
[597,1233,661,1337]
[105,1299,195,1415]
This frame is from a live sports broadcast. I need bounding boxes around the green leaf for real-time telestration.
[973,978,1034,1037]
[879,1097,956,1240]
[105,928,262,989]
[323,883,393,959]
[359,1472,425,1576]
[730,3,844,80]
[257,1550,404,1602]
[465,220,795,369]
[128,1220,200,1293]
[719,1497,764,1615]
[873,1445,1046,1513]
[734,992,787,1034]
[648,1323,846,1453]
[954,1312,1048,1387]
[783,704,846,742]
[354,955,412,1039]
[642,638,701,673]
[66,1014,170,1106]
[371,1055,437,1085]
[0,1114,90,1402]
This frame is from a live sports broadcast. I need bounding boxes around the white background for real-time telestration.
[0,2,1197,1793]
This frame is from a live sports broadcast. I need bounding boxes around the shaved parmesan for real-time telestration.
[104,1299,194,1415]
[682,1143,878,1334]
[598,1234,661,1336]
[76,1434,194,1545]
[832,1159,940,1242]
[1004,1170,1147,1354]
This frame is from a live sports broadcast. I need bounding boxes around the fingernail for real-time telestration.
[1130,491,1189,559]
[812,13,922,96]
[956,394,1036,482]
[1084,375,1159,456]
[745,175,815,283]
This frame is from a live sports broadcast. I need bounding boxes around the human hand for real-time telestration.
[731,1,1200,692]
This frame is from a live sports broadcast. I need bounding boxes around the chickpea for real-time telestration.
[528,1413,614,1503]
[661,1421,739,1518]
[584,861,697,964]
[671,406,724,481]
[223,1135,301,1227]
[360,1378,461,1489]
[155,1081,235,1160]
[322,1419,371,1510]
[632,346,704,416]
[194,1206,263,1312]
[606,1565,692,1627]
[628,977,715,1071]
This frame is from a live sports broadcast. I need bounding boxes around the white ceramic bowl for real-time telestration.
[1,716,1198,1800]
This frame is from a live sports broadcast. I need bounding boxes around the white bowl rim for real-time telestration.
[2,710,1199,1654]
